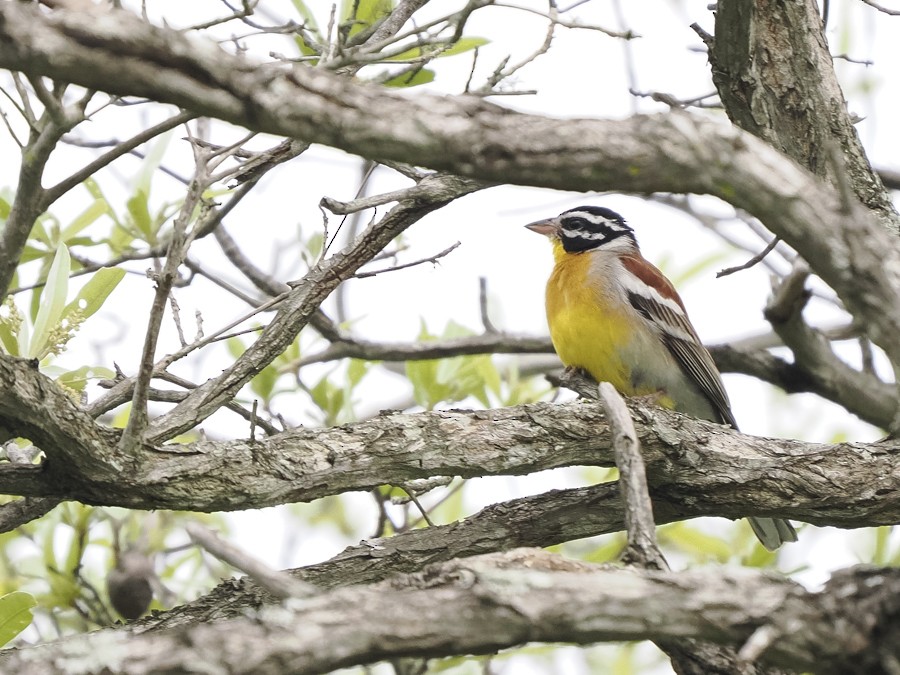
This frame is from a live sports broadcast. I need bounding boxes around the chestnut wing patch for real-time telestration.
[626,290,737,429]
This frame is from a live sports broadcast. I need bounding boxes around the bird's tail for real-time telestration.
[748,517,798,550]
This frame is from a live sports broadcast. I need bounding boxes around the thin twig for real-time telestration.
[355,241,460,278]
[717,236,781,278]
[149,371,281,436]
[118,139,210,453]
[479,276,498,334]
[493,1,638,38]
[832,53,874,66]
[400,487,436,528]
[334,160,377,323]
[186,523,317,600]
[858,0,900,16]
[320,180,437,216]
[42,110,197,209]
[169,296,188,348]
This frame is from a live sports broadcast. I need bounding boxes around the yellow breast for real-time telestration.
[545,241,635,392]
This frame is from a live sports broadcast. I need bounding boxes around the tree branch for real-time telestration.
[0,355,896,527]
[144,173,481,443]
[708,0,898,227]
[4,550,898,674]
[0,496,61,533]
[282,329,898,430]
[0,5,898,371]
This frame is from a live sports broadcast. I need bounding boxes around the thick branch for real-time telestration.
[709,0,898,227]
[1,5,899,368]
[710,342,897,430]
[0,356,896,527]
[4,550,898,674]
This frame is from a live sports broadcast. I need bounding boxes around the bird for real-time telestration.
[526,205,797,550]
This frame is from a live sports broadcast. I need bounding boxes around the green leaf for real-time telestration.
[474,355,501,398]
[15,319,29,359]
[126,131,174,242]
[60,199,109,242]
[872,526,891,565]
[29,256,52,322]
[580,534,627,564]
[341,0,393,26]
[347,359,370,387]
[63,506,91,577]
[83,177,122,226]
[310,375,346,425]
[19,245,47,264]
[127,190,154,241]
[438,36,489,57]
[63,236,99,251]
[659,522,733,562]
[62,267,125,321]
[383,69,435,88]
[28,244,70,359]
[293,35,320,60]
[406,358,448,410]
[0,592,36,647]
[306,232,324,262]
[0,320,18,356]
[29,216,52,247]
[135,132,173,198]
[55,366,117,392]
[387,37,489,62]
[226,337,246,360]
[250,364,278,402]
[0,197,9,221]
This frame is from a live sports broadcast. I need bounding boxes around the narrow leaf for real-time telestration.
[342,0,393,35]
[383,69,435,88]
[61,199,109,242]
[134,131,173,198]
[0,319,18,356]
[62,267,125,321]
[436,36,489,58]
[127,190,154,241]
[56,366,116,392]
[28,245,70,359]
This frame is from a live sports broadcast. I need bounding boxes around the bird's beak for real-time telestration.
[524,218,560,237]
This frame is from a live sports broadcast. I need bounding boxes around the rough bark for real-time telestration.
[0,5,899,370]
[0,4,897,673]
[709,0,898,228]
[0,355,896,525]
[2,550,897,675]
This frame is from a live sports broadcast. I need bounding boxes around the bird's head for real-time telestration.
[525,206,637,254]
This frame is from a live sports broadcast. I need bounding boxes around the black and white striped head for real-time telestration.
[525,206,637,253]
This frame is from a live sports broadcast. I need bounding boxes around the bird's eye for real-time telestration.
[565,217,591,231]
